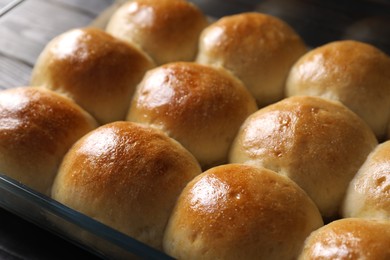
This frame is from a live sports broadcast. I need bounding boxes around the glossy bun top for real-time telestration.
[163,163,323,259]
[31,27,155,124]
[106,0,209,65]
[0,86,97,195]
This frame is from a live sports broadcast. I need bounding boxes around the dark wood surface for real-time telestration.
[1,0,389,90]
[0,0,389,259]
[0,0,115,89]
[0,207,100,260]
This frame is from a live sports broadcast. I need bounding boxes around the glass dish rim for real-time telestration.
[0,173,173,259]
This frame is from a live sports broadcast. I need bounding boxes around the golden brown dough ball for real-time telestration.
[126,61,258,169]
[30,27,155,125]
[0,86,98,195]
[196,12,307,107]
[51,121,202,250]
[286,40,390,140]
[163,163,323,260]
[342,140,390,220]
[298,218,390,260]
[106,0,209,65]
[229,95,378,219]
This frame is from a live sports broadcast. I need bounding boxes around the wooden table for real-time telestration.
[0,207,101,259]
[0,0,115,90]
[1,0,389,91]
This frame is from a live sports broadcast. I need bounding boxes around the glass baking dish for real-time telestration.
[0,174,172,259]
[0,0,389,259]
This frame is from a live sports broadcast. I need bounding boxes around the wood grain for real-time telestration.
[1,0,389,89]
[0,0,115,89]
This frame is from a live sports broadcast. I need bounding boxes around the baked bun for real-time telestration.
[51,121,202,250]
[0,86,98,195]
[30,27,155,124]
[286,40,390,140]
[298,218,390,260]
[229,96,378,218]
[126,62,258,169]
[163,163,323,260]
[106,0,209,65]
[196,12,307,107]
[342,140,390,220]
